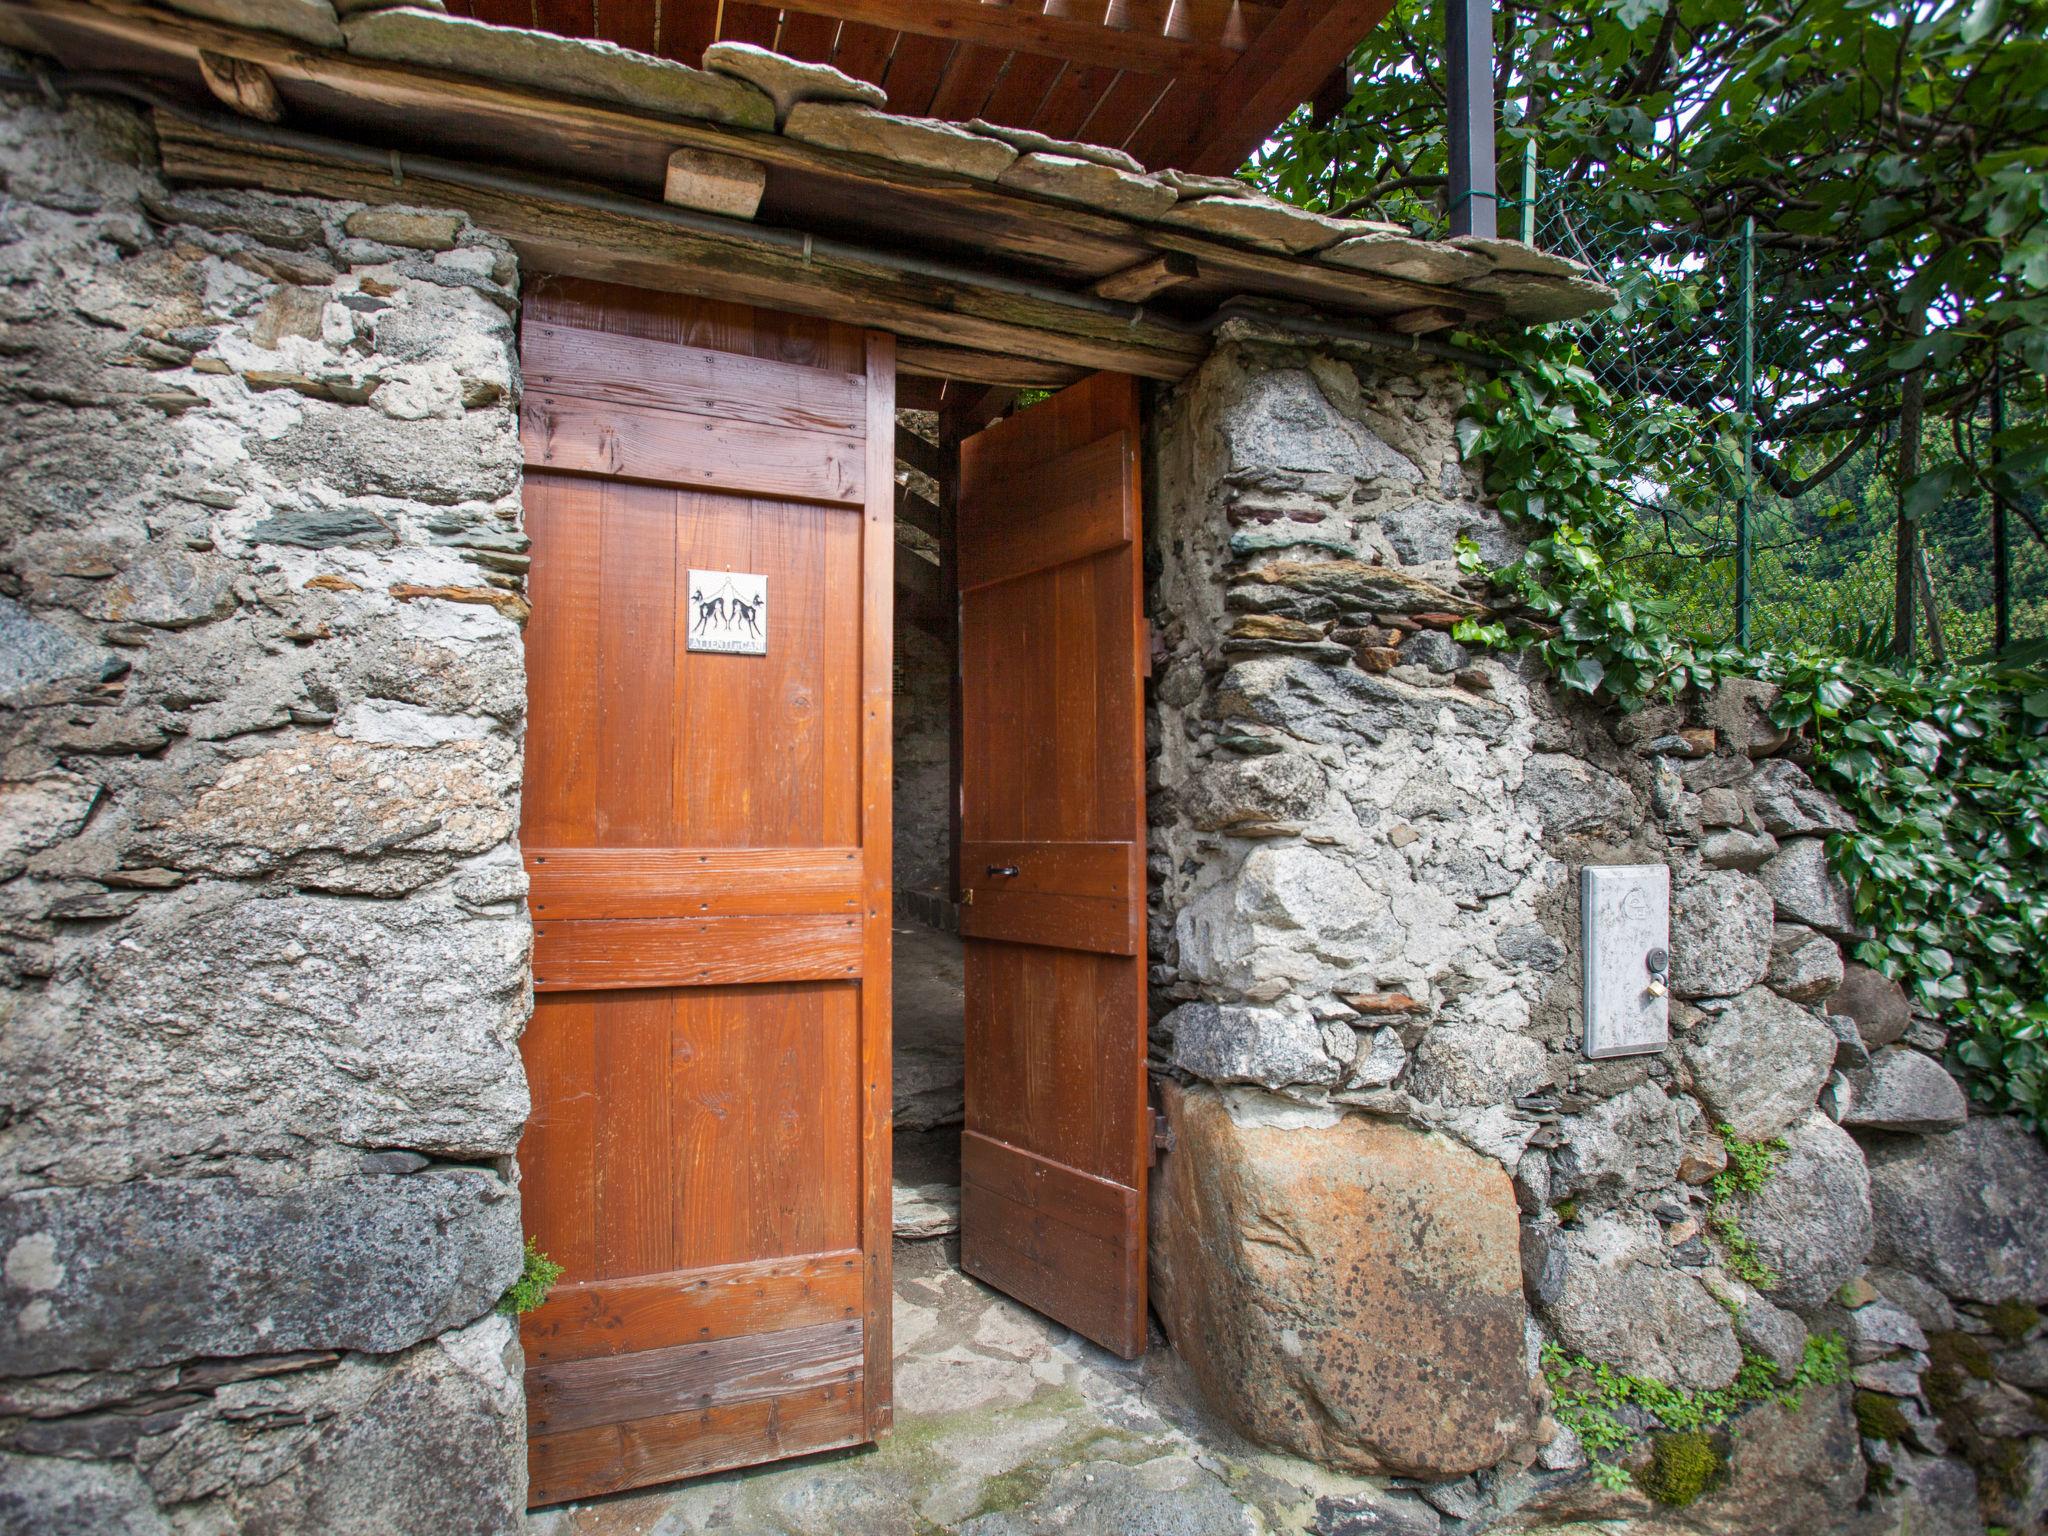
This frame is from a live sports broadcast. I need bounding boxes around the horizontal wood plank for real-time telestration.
[957,431,1133,592]
[959,1132,1144,1358]
[532,915,862,989]
[521,391,866,506]
[528,1317,863,1436]
[772,0,1239,76]
[959,839,1139,954]
[522,1252,863,1366]
[522,321,867,436]
[528,1378,865,1507]
[525,847,862,919]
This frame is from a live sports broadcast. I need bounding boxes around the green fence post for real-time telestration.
[1520,138,1536,245]
[1735,216,1755,647]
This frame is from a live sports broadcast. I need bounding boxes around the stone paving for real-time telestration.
[525,1238,1415,1536]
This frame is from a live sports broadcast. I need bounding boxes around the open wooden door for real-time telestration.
[956,373,1150,1360]
[514,281,894,1505]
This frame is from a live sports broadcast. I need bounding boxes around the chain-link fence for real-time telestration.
[1506,172,2045,662]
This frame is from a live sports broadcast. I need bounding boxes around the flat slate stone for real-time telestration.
[1320,231,1493,285]
[1160,167,1256,200]
[999,152,1178,219]
[1471,268,1618,322]
[343,8,775,131]
[1450,234,1592,277]
[704,40,885,126]
[1157,195,1360,255]
[783,102,1016,181]
[162,0,344,47]
[965,119,1144,174]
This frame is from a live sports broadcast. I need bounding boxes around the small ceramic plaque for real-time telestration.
[687,570,767,655]
[1580,863,1671,1058]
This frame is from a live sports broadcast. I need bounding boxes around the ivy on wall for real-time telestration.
[1454,333,2048,1131]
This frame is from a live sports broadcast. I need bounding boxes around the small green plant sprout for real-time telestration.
[1706,1126,1787,1288]
[499,1236,563,1317]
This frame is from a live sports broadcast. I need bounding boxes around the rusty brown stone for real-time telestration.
[388,583,531,623]
[1356,646,1400,673]
[1412,610,1467,630]
[1228,613,1325,644]
[302,573,362,592]
[1339,991,1425,1016]
[1149,1082,1538,1477]
[1680,727,1719,755]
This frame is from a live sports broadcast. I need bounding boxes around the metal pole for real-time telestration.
[1894,335,1925,663]
[1445,0,1498,238]
[1736,216,1755,647]
[1991,347,2011,654]
[1521,136,1537,245]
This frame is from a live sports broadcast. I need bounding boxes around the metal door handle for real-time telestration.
[986,864,1020,878]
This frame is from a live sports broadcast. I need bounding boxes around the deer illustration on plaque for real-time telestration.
[687,570,769,656]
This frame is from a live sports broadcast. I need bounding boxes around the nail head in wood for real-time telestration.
[663,147,768,220]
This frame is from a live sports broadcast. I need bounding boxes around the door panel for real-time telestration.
[957,373,1150,1360]
[517,280,893,1507]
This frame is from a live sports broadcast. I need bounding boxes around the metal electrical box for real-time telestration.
[1580,864,1671,1058]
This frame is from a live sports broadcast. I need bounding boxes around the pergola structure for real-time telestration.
[442,0,1394,176]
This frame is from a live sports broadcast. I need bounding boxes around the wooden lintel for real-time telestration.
[1090,251,1198,304]
[196,49,280,123]
[663,147,766,220]
[151,115,1210,382]
[1387,305,1463,336]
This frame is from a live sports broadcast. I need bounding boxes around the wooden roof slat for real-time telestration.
[976,44,1064,129]
[773,11,843,62]
[925,42,1007,124]
[826,19,897,84]
[1072,67,1171,150]
[718,2,784,48]
[1133,0,1394,172]
[656,0,722,65]
[767,0,1237,78]
[877,31,953,115]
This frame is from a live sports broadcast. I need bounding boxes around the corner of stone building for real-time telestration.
[1142,328,2048,1534]
[0,67,533,1535]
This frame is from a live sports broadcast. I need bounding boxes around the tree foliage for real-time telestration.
[1250,0,2048,529]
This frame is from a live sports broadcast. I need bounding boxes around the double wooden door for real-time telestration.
[515,280,1152,1503]
[515,281,894,1507]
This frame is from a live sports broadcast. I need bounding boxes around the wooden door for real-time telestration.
[956,373,1150,1360]
[514,280,894,1506]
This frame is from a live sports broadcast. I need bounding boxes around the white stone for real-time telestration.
[997,153,1177,219]
[783,103,1016,180]
[1157,196,1357,254]
[703,40,885,125]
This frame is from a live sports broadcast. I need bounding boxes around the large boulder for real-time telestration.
[1758,838,1860,937]
[1826,962,1913,1049]
[1681,987,1835,1139]
[1518,753,1638,838]
[1549,1083,1684,1205]
[1748,758,1855,836]
[1841,1049,1968,1133]
[1183,751,1327,833]
[1765,923,1844,1004]
[1164,1002,1345,1092]
[1867,1116,2048,1302]
[1538,1212,1743,1390]
[1669,870,1775,999]
[1149,1083,1537,1476]
[1726,1111,1874,1311]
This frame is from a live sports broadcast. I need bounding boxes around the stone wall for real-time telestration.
[1143,324,2048,1534]
[892,614,951,913]
[0,80,530,1533]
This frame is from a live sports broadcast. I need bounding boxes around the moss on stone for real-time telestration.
[1554,1197,1581,1225]
[1985,1300,2040,1345]
[1930,1329,1997,1382]
[1855,1390,1912,1443]
[1637,1430,1728,1507]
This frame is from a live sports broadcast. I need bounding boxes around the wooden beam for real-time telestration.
[152,116,1210,381]
[196,49,281,122]
[1135,0,1397,174]
[663,147,766,219]
[1386,304,1463,336]
[894,480,944,542]
[894,543,950,640]
[894,424,947,485]
[1090,251,1199,304]
[765,1,1239,78]
[896,341,1091,389]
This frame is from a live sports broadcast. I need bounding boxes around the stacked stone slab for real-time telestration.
[0,77,529,1533]
[1144,323,2047,1533]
